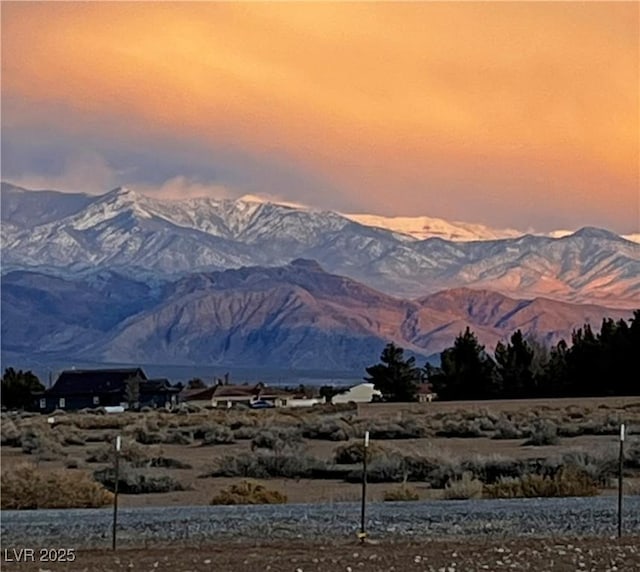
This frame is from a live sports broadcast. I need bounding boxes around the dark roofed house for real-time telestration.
[34,368,180,412]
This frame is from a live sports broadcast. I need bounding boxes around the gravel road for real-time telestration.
[2,496,639,548]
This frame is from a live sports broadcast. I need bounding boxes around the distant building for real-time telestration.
[34,368,180,412]
[332,382,382,404]
[208,382,292,408]
[416,383,437,403]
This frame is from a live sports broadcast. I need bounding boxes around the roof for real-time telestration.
[416,383,435,394]
[141,378,180,394]
[180,386,217,401]
[211,383,293,399]
[48,368,147,396]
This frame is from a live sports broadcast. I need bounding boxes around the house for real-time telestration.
[34,368,181,412]
[209,382,292,408]
[417,383,437,403]
[179,386,217,408]
[332,382,382,404]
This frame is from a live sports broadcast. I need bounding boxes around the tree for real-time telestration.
[187,378,206,390]
[1,368,44,410]
[426,328,498,400]
[494,330,535,398]
[319,385,341,403]
[364,343,421,402]
[124,376,141,410]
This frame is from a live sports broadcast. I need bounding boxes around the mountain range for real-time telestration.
[2,182,639,309]
[1,261,633,370]
[1,182,638,372]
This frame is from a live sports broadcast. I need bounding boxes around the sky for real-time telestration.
[1,1,638,234]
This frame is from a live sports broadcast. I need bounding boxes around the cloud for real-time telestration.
[1,2,638,233]
[5,151,122,194]
[134,176,236,201]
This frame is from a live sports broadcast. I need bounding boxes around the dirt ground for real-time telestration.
[3,536,640,571]
[1,433,629,505]
[2,395,639,506]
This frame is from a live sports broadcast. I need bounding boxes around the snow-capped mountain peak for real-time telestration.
[2,182,638,309]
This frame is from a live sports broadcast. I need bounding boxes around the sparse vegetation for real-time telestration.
[1,395,638,508]
[443,472,484,500]
[1,463,113,509]
[484,466,599,498]
[210,481,287,505]
[383,483,420,501]
[94,465,186,494]
[523,420,560,446]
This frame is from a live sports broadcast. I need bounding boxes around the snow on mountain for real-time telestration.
[2,183,639,308]
[343,213,524,242]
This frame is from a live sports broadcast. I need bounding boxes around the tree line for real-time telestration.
[365,311,640,401]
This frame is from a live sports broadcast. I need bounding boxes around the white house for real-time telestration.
[332,382,382,404]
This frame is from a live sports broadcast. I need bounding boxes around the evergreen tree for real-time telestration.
[494,330,535,398]
[364,343,421,402]
[1,368,44,410]
[426,328,498,400]
[187,378,207,390]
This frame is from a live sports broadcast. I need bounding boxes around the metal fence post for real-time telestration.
[618,423,625,539]
[112,435,121,550]
[359,431,369,543]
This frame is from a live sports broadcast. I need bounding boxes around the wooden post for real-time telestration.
[112,435,121,551]
[618,423,625,539]
[359,431,369,543]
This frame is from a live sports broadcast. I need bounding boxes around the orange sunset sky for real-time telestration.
[1,1,638,233]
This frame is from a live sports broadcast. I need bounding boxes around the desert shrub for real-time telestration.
[350,454,406,483]
[201,425,235,445]
[146,457,192,469]
[556,424,586,438]
[383,484,419,502]
[1,463,113,509]
[210,481,287,505]
[491,418,524,440]
[436,418,486,438]
[361,419,427,440]
[64,458,82,469]
[73,415,128,430]
[624,480,640,496]
[251,428,304,452]
[93,465,186,494]
[425,462,465,489]
[20,427,66,460]
[1,419,21,446]
[484,466,599,499]
[131,428,165,445]
[462,455,527,484]
[443,472,484,500]
[202,451,324,479]
[333,441,388,464]
[523,420,559,446]
[53,425,86,446]
[301,419,352,441]
[161,430,194,445]
[560,450,617,486]
[233,426,260,440]
[625,441,640,470]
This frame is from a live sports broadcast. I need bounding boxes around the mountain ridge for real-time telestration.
[1,263,634,370]
[2,182,639,309]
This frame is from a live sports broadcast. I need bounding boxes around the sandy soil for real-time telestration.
[3,536,640,571]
